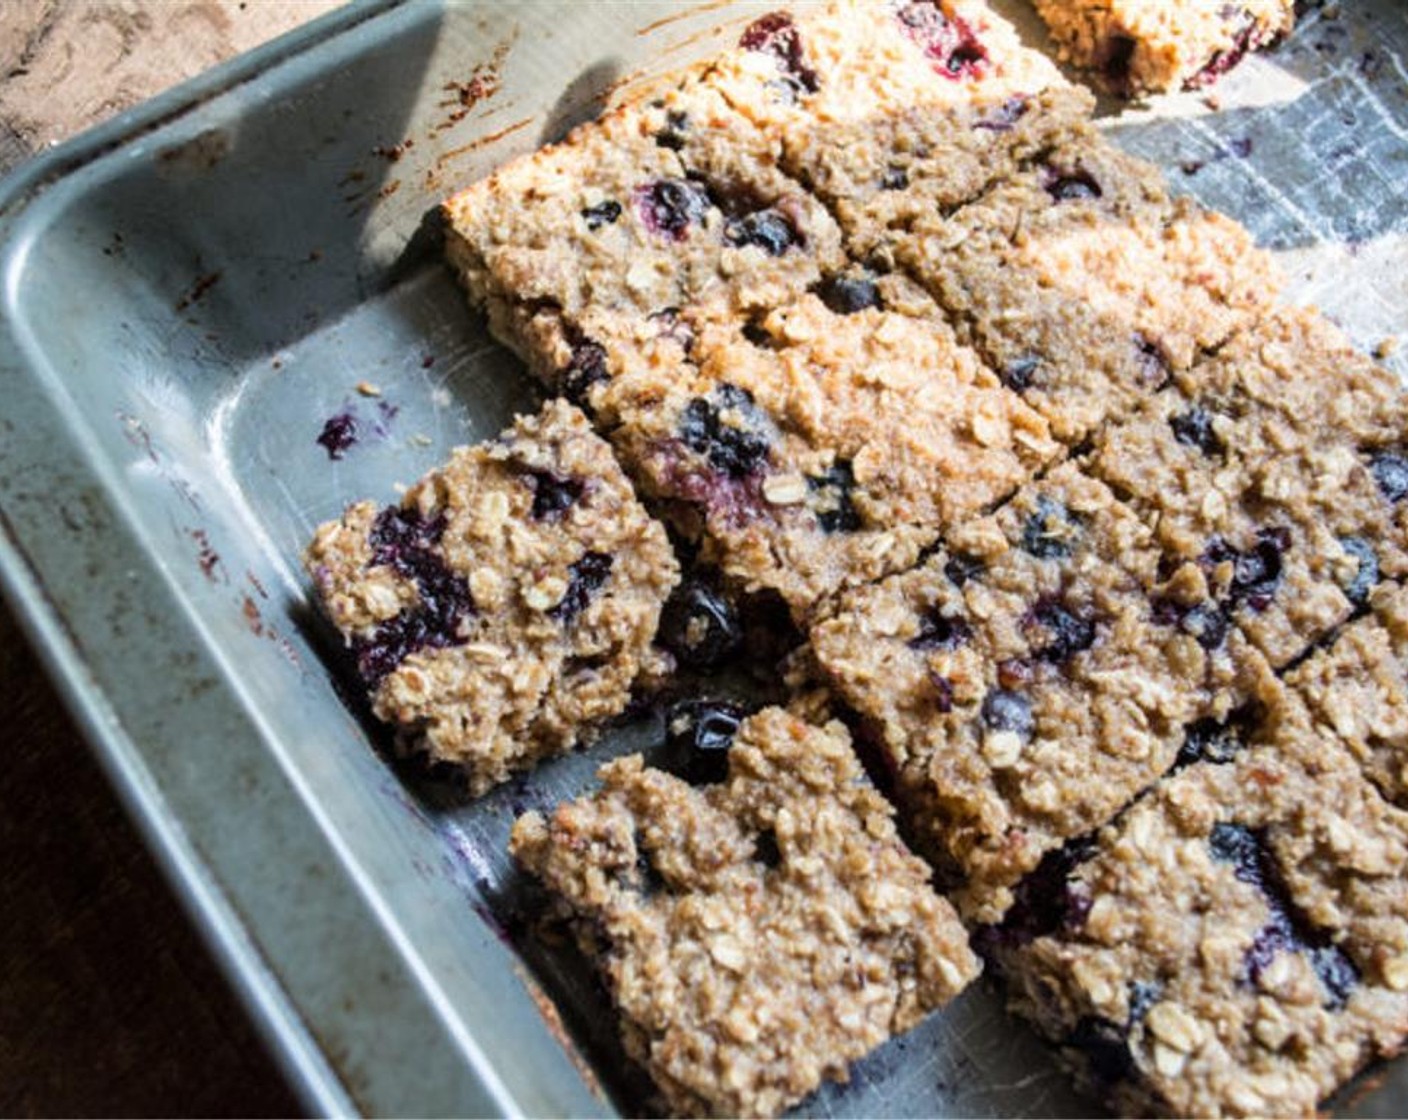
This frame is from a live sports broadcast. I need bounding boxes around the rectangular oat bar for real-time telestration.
[980,698,1408,1118]
[1287,581,1408,809]
[1032,0,1295,96]
[810,464,1277,922]
[1089,309,1408,668]
[898,131,1280,443]
[785,84,1095,261]
[603,276,1058,620]
[303,399,678,795]
[509,706,980,1118]
[441,78,845,413]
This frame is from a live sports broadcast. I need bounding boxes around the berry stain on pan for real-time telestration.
[315,399,400,460]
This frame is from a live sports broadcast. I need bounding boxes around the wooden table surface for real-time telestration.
[1,3,341,1115]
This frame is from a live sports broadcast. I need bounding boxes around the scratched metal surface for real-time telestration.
[0,0,1405,1116]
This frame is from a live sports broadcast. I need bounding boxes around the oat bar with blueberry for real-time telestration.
[811,464,1277,923]
[603,278,1058,621]
[1287,582,1408,809]
[442,78,845,416]
[897,132,1280,444]
[1088,310,1408,669]
[303,400,679,796]
[1033,0,1295,97]
[509,705,980,1118]
[441,1,1064,416]
[979,695,1408,1118]
[785,84,1095,263]
[705,0,1063,140]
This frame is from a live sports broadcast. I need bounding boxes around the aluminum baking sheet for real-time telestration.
[0,0,1405,1115]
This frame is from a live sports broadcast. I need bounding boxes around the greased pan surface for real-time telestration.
[0,1,1404,1114]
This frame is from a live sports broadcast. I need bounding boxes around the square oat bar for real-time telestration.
[898,132,1280,443]
[811,464,1276,922]
[706,0,1063,139]
[1287,582,1408,809]
[981,702,1408,1118]
[604,279,1057,620]
[785,84,1095,261]
[1032,0,1295,96]
[1089,310,1408,668]
[509,705,980,1119]
[441,78,845,414]
[303,399,678,795]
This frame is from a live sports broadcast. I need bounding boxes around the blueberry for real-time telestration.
[753,827,783,869]
[909,609,971,652]
[808,460,861,532]
[316,411,358,459]
[561,337,609,410]
[1069,1017,1136,1086]
[1127,979,1162,1022]
[664,698,745,785]
[1175,716,1244,769]
[739,11,819,95]
[1308,944,1359,1010]
[973,95,1030,132]
[944,554,986,587]
[1133,336,1171,387]
[648,306,695,353]
[1030,598,1097,663]
[580,200,621,230]
[1043,167,1103,201]
[1153,597,1229,651]
[1204,529,1288,611]
[1209,822,1264,886]
[930,673,955,713]
[369,505,447,575]
[976,834,1096,952]
[724,208,800,255]
[895,1,989,78]
[1371,452,1408,503]
[658,576,743,669]
[679,383,773,478]
[1233,527,1289,608]
[1169,406,1224,456]
[634,838,670,894]
[549,551,612,623]
[816,272,882,314]
[1339,536,1379,608]
[525,472,584,521]
[981,689,1034,739]
[880,166,910,191]
[654,109,689,151]
[1183,602,1230,649]
[1021,495,1079,559]
[634,178,711,240]
[1002,354,1041,392]
[354,507,475,684]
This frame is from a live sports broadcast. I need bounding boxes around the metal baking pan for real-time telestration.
[0,0,1404,1114]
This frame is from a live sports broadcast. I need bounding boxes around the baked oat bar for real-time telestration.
[509,706,980,1118]
[706,0,1063,139]
[1089,310,1408,668]
[303,400,678,795]
[981,702,1408,1118]
[786,84,1095,261]
[1288,582,1408,809]
[1033,0,1295,96]
[605,280,1058,620]
[811,464,1274,922]
[898,132,1279,443]
[442,79,844,414]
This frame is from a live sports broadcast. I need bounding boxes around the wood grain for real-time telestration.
[0,2,341,1114]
